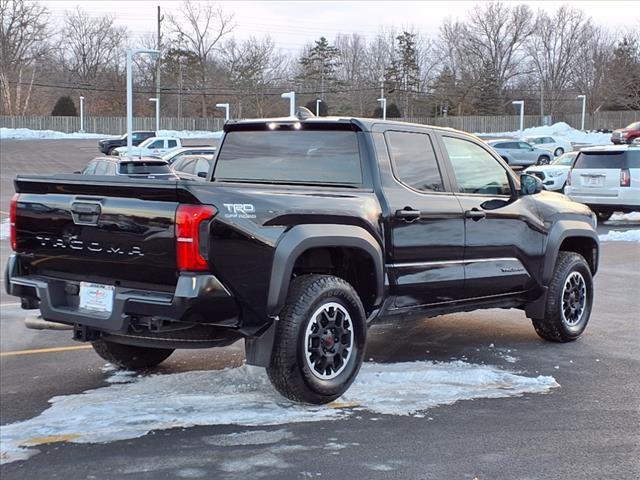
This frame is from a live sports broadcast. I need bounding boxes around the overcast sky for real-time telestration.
[43,1,639,53]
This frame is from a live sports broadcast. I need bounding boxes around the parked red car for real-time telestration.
[611,121,640,144]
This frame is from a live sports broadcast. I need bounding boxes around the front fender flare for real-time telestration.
[267,224,384,316]
[542,220,599,284]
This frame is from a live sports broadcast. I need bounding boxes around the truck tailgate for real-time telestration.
[13,175,192,287]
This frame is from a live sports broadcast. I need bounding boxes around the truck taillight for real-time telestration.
[620,168,631,187]
[175,205,217,271]
[9,194,19,251]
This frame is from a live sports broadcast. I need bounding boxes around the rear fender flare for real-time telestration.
[267,224,384,316]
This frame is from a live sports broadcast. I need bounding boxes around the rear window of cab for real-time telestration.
[214,129,363,186]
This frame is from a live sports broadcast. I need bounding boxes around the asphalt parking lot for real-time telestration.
[1,139,639,479]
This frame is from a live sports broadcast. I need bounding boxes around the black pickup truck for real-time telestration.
[6,115,599,404]
[98,131,156,155]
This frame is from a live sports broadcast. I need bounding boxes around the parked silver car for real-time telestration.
[486,140,553,167]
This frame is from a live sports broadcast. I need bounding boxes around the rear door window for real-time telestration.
[215,129,362,186]
[167,140,178,148]
[385,131,444,192]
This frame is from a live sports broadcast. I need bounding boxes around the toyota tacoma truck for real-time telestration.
[5,114,599,404]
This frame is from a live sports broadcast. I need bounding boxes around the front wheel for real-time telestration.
[537,155,551,165]
[594,209,613,222]
[267,274,366,404]
[92,339,174,369]
[532,252,593,342]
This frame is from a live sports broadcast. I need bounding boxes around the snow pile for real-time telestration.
[606,211,640,224]
[0,127,223,141]
[599,229,640,242]
[479,122,612,146]
[0,361,558,464]
[0,128,109,140]
[0,218,9,240]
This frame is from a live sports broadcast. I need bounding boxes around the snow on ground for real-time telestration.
[606,211,640,223]
[0,127,223,140]
[0,361,558,464]
[599,229,640,242]
[479,122,612,146]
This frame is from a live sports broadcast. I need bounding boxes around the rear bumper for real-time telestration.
[564,188,640,210]
[5,255,239,333]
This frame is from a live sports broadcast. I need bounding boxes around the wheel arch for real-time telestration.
[267,224,385,318]
[543,221,599,284]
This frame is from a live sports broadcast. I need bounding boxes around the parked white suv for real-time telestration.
[565,145,640,221]
[524,151,578,192]
[524,135,573,157]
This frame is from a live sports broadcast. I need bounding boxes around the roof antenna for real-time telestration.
[296,106,315,120]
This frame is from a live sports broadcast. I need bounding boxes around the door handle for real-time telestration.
[464,208,486,221]
[395,207,421,222]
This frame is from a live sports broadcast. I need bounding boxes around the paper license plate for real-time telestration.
[79,282,114,313]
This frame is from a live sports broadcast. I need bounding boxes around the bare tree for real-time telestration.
[222,36,288,117]
[462,3,534,89]
[0,0,50,115]
[168,0,234,117]
[60,7,127,84]
[527,5,592,115]
[570,25,615,113]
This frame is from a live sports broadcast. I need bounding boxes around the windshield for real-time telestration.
[551,153,577,166]
[215,129,362,186]
[138,138,155,148]
[574,150,640,169]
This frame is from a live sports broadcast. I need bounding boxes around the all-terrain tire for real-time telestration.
[532,252,593,342]
[92,339,174,369]
[267,274,367,405]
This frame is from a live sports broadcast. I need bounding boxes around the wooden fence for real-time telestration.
[1,111,638,135]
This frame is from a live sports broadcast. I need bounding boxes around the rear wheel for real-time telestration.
[554,147,564,156]
[594,209,613,222]
[532,252,593,342]
[267,274,366,404]
[537,155,551,165]
[92,339,174,369]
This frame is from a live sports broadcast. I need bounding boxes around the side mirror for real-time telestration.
[197,171,207,178]
[520,174,543,195]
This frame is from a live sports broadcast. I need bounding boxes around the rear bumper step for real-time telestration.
[6,255,239,333]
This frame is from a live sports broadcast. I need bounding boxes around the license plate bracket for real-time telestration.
[79,282,115,313]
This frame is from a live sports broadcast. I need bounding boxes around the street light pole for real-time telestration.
[577,95,586,131]
[377,97,387,120]
[215,103,230,121]
[316,99,321,117]
[149,98,160,132]
[512,100,524,137]
[281,91,295,117]
[127,48,160,157]
[79,96,85,133]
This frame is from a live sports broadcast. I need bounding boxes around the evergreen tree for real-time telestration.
[606,37,640,110]
[51,96,77,116]
[475,63,503,115]
[372,103,402,118]
[384,32,420,116]
[298,37,341,97]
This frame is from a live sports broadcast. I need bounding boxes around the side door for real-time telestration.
[437,134,545,298]
[146,139,164,156]
[375,128,466,308]
[518,141,538,164]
